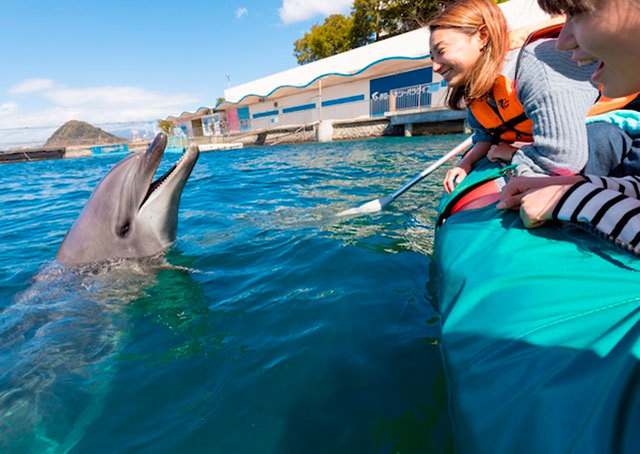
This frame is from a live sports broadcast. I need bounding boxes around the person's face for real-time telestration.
[556,0,640,97]
[430,28,487,87]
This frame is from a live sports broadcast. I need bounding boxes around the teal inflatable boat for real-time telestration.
[434,159,640,453]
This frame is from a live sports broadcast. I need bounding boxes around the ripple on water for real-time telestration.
[0,135,464,453]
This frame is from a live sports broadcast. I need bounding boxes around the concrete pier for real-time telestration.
[387,107,467,128]
[316,121,334,142]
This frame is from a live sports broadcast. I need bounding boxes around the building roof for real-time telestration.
[218,0,551,110]
[218,26,432,110]
[166,107,212,124]
[181,0,552,116]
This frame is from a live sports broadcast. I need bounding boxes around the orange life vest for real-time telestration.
[469,20,639,144]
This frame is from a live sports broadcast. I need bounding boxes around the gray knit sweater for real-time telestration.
[468,38,600,176]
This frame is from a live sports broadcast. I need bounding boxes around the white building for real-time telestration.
[172,0,551,138]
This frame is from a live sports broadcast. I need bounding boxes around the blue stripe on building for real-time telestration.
[253,110,279,119]
[321,94,365,107]
[282,103,316,114]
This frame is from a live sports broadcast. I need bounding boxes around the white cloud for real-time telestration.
[0,102,18,115]
[43,86,197,112]
[236,7,248,19]
[9,78,55,94]
[0,82,202,147]
[279,0,352,24]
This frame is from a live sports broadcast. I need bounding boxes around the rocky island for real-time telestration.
[44,120,125,148]
[0,120,131,164]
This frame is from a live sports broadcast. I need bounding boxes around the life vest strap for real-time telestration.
[486,112,529,144]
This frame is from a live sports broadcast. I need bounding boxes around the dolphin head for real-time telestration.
[56,133,199,266]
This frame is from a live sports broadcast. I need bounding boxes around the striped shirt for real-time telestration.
[552,175,640,254]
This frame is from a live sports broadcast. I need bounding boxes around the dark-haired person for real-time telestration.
[432,0,633,194]
[499,0,640,254]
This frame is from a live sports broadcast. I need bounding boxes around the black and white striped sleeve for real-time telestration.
[582,175,640,199]
[551,180,640,253]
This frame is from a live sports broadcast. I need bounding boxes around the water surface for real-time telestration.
[0,135,466,453]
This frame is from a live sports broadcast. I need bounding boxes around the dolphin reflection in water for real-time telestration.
[0,133,199,451]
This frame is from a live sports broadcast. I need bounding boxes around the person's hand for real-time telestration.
[487,142,518,163]
[497,176,556,210]
[518,184,573,228]
[497,175,583,210]
[443,163,470,194]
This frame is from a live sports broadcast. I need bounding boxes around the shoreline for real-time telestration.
[0,115,469,164]
[196,113,468,147]
[0,140,153,164]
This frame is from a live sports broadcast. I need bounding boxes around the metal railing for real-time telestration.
[370,96,389,117]
[389,81,444,112]
[167,135,188,151]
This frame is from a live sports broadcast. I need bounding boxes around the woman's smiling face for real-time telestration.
[429,28,486,88]
[556,0,640,97]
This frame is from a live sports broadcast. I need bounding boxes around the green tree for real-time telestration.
[379,0,443,35]
[351,0,440,42]
[350,0,383,46]
[157,120,175,134]
[294,0,511,64]
[293,14,354,65]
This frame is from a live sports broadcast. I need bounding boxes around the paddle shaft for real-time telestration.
[387,135,473,203]
[336,135,474,216]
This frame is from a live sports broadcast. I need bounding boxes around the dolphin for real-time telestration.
[0,134,198,450]
[56,132,199,265]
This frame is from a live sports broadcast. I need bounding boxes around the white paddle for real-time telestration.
[337,136,473,217]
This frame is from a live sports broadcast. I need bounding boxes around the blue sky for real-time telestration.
[0,0,353,146]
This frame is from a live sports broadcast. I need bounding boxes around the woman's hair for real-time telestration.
[536,0,599,16]
[429,0,508,110]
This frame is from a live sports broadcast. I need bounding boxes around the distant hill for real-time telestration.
[44,120,126,148]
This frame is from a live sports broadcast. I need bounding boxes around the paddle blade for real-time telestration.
[336,195,394,217]
[336,199,383,217]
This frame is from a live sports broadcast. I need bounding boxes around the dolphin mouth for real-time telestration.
[139,143,199,211]
[141,162,177,208]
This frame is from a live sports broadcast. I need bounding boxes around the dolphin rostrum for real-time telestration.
[56,132,199,265]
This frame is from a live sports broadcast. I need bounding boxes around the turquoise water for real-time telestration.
[0,135,465,453]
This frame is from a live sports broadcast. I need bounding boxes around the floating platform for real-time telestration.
[0,148,66,164]
[197,142,243,152]
[90,143,129,156]
[164,142,244,153]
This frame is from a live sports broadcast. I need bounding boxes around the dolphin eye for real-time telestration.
[119,222,131,238]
